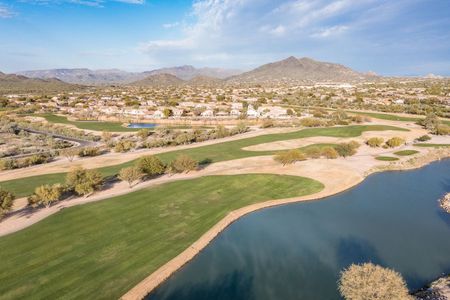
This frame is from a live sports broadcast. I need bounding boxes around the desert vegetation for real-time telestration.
[338,263,412,300]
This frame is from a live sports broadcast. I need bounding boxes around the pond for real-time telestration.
[147,160,450,300]
[127,123,158,129]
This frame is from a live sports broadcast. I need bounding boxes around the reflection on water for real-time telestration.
[147,160,450,300]
[127,123,157,128]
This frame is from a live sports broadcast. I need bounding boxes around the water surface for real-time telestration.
[127,123,157,129]
[148,160,450,300]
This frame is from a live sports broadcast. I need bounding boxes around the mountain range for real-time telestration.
[227,56,370,83]
[0,72,79,93]
[17,65,242,85]
[7,56,437,92]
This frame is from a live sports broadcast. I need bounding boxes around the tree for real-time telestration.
[137,155,166,176]
[338,263,412,300]
[386,137,405,148]
[60,148,78,162]
[0,188,15,220]
[66,167,104,197]
[168,154,198,173]
[118,167,143,188]
[366,137,384,148]
[29,184,63,207]
[335,142,359,157]
[321,146,339,159]
[420,113,441,133]
[274,149,306,166]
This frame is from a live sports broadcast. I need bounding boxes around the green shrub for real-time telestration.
[28,184,63,207]
[168,155,198,174]
[436,124,450,135]
[321,146,339,159]
[0,188,15,219]
[114,140,136,153]
[304,146,322,159]
[335,142,359,157]
[118,167,143,188]
[137,155,166,176]
[416,135,431,142]
[66,167,103,197]
[366,137,384,148]
[386,137,405,148]
[299,118,325,127]
[0,158,17,170]
[78,147,101,157]
[274,149,307,165]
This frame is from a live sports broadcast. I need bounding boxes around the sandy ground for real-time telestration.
[244,125,426,151]
[0,126,298,182]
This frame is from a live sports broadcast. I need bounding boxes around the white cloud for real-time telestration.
[21,0,144,6]
[267,25,287,37]
[311,25,349,38]
[139,38,194,52]
[137,0,425,68]
[163,22,179,29]
[0,4,15,18]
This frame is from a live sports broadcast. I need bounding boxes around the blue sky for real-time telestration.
[0,0,449,75]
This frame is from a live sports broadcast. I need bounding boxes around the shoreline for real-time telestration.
[121,149,450,300]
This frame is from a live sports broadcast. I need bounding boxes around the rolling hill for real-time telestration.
[0,72,81,93]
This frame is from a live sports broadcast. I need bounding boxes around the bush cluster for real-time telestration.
[0,153,53,170]
[27,167,105,208]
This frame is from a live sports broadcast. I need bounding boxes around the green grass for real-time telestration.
[376,156,399,161]
[350,111,450,126]
[37,114,213,132]
[393,150,419,156]
[37,113,139,132]
[414,143,450,148]
[0,125,407,197]
[0,174,323,300]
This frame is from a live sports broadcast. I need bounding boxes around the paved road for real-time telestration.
[8,128,100,159]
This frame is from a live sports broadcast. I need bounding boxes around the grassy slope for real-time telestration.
[0,174,323,300]
[0,125,407,197]
[376,156,399,161]
[414,143,450,148]
[350,111,450,126]
[39,113,138,132]
[394,150,419,156]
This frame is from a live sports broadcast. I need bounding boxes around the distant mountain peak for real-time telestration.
[227,56,369,83]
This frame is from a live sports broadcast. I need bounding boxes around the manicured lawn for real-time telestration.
[414,143,450,148]
[0,174,323,300]
[393,150,419,156]
[38,113,139,132]
[376,156,399,161]
[349,111,450,126]
[0,125,407,197]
